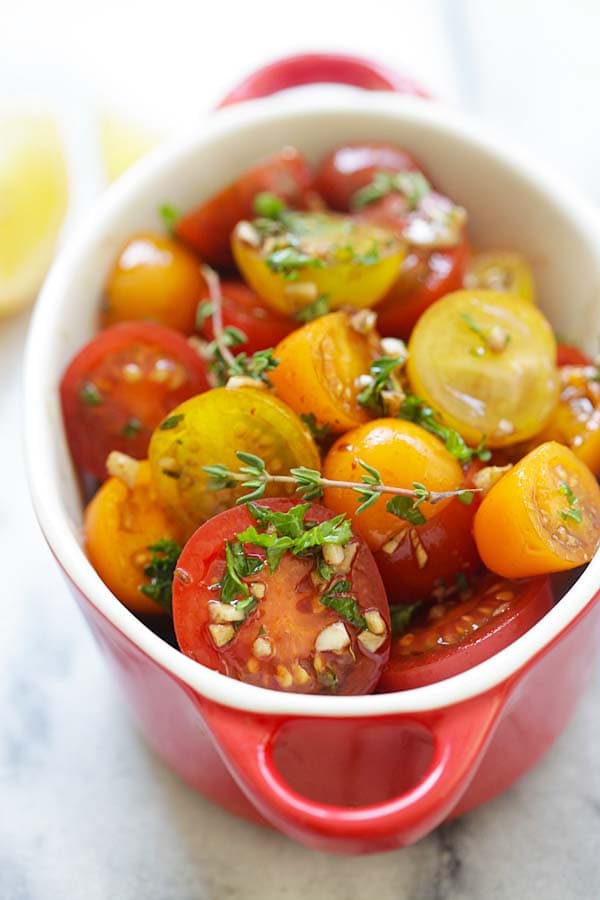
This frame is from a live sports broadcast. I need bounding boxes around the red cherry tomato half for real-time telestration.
[377,573,554,691]
[173,499,391,695]
[199,280,295,354]
[60,322,209,478]
[176,148,312,269]
[359,193,469,338]
[556,343,592,367]
[313,141,424,212]
[374,464,482,603]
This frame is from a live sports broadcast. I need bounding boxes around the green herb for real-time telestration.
[559,481,583,524]
[320,579,366,629]
[390,603,420,637]
[294,294,330,323]
[120,417,142,439]
[253,191,286,219]
[461,312,488,343]
[195,301,214,329]
[158,203,181,235]
[265,246,326,280]
[399,393,491,463]
[220,540,264,605]
[159,414,185,431]
[139,539,182,614]
[352,170,431,211]
[315,556,335,583]
[386,491,427,526]
[225,348,280,386]
[455,572,469,592]
[357,356,406,415]
[352,240,380,266]
[300,412,332,442]
[79,382,102,407]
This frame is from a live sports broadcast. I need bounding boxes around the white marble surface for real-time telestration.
[3,1,600,897]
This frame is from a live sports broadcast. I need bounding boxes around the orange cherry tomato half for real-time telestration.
[374,463,482,603]
[60,322,210,478]
[322,419,464,551]
[84,460,183,614]
[270,311,375,435]
[172,499,390,694]
[176,147,312,269]
[313,141,424,212]
[199,280,294,354]
[536,364,600,474]
[556,343,592,367]
[102,232,207,334]
[377,573,554,691]
[474,442,600,578]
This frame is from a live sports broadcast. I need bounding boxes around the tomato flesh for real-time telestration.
[377,573,554,691]
[176,148,312,269]
[199,280,294,354]
[173,500,390,694]
[60,322,210,478]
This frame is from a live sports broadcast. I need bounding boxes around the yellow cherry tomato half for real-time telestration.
[102,232,207,334]
[407,290,559,448]
[148,386,320,536]
[465,251,535,303]
[270,311,377,435]
[322,418,464,551]
[231,211,404,316]
[84,460,184,614]
[474,442,600,577]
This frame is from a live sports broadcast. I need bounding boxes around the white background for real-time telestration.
[2,1,600,898]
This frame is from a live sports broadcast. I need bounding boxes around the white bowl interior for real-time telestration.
[25,91,600,717]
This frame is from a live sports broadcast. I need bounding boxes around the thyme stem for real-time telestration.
[200,263,237,369]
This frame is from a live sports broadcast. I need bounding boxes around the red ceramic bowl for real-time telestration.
[24,55,600,855]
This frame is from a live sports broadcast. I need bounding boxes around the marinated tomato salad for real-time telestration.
[60,142,600,695]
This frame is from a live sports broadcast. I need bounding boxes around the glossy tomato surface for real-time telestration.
[314,142,424,211]
[176,148,312,269]
[199,280,294,354]
[60,322,209,478]
[556,343,592,367]
[173,499,390,694]
[377,573,554,691]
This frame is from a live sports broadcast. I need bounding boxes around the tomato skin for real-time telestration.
[464,251,535,304]
[377,573,553,691]
[314,142,424,212]
[176,148,312,269]
[102,232,207,334]
[556,343,591,367]
[173,499,390,695]
[60,322,210,478]
[374,464,482,603]
[199,280,294,354]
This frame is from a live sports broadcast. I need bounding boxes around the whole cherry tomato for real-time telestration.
[60,322,210,478]
[556,343,592,367]
[173,499,390,694]
[102,232,207,334]
[176,147,312,269]
[313,141,424,212]
[199,280,294,354]
[377,573,554,691]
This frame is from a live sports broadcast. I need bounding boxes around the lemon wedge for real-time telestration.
[0,114,69,317]
[100,113,157,182]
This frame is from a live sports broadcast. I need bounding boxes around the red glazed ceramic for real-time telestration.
[25,55,600,855]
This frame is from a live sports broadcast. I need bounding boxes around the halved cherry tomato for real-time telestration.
[357,192,469,337]
[474,442,600,577]
[314,142,424,212]
[148,386,320,536]
[60,322,210,478]
[407,290,559,447]
[464,251,535,303]
[176,147,312,269]
[556,343,591,367]
[172,499,390,694]
[322,419,464,551]
[377,573,554,691]
[374,463,482,603]
[231,211,404,316]
[270,311,376,435]
[84,460,183,614]
[534,365,600,474]
[199,280,294,354]
[102,232,207,334]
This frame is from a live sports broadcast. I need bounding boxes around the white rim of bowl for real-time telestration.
[24,90,600,719]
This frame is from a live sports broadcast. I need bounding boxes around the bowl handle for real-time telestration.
[217,52,429,108]
[198,688,507,852]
